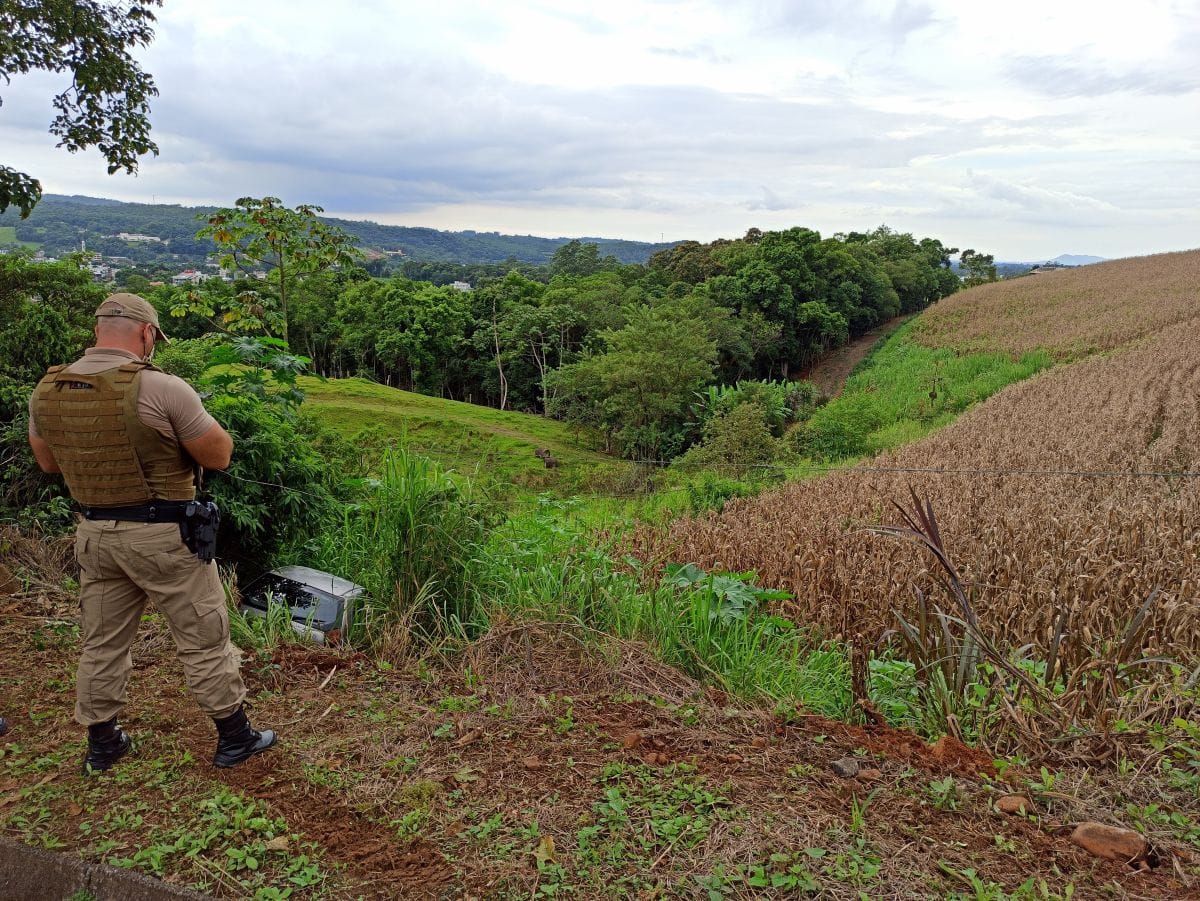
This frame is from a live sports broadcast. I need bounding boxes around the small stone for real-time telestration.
[621,731,642,750]
[856,767,883,783]
[996,795,1033,816]
[1070,822,1148,863]
[830,757,860,778]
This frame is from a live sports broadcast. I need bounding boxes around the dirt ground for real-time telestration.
[799,315,915,398]
[1,540,1197,899]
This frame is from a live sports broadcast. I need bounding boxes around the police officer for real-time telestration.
[28,293,277,773]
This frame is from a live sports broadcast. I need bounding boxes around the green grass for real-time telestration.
[300,376,621,495]
[795,321,1052,460]
[468,496,929,721]
[0,226,38,250]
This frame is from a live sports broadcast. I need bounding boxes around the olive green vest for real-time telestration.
[31,362,196,507]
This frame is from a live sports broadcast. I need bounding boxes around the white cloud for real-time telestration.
[0,0,1196,259]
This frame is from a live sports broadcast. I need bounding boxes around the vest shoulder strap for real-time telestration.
[38,366,67,386]
[114,361,150,383]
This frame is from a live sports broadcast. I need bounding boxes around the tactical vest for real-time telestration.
[31,362,196,507]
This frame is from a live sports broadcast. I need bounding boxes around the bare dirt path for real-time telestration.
[800,314,915,397]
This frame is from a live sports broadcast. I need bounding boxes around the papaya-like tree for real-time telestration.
[194,197,363,347]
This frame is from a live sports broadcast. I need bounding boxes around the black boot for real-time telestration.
[0,717,9,737]
[212,706,276,768]
[83,717,131,774]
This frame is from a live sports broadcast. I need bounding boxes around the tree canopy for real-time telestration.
[0,1,162,217]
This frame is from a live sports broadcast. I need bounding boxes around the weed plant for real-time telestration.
[225,582,309,651]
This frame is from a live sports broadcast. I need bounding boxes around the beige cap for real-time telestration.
[95,293,171,343]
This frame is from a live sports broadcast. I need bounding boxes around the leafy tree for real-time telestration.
[343,279,472,393]
[547,305,717,459]
[1,1,161,217]
[0,252,103,415]
[288,271,346,375]
[498,298,577,411]
[843,226,958,313]
[469,270,546,409]
[959,249,997,286]
[193,197,363,346]
[547,240,617,279]
[647,239,728,285]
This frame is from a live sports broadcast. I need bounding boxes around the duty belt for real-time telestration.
[81,501,191,523]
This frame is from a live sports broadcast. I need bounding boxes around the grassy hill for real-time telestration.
[301,376,621,494]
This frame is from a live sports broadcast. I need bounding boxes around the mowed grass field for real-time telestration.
[637,250,1200,660]
[300,376,620,494]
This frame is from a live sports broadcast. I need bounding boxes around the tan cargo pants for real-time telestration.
[73,518,246,726]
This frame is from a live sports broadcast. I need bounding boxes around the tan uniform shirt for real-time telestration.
[29,347,217,443]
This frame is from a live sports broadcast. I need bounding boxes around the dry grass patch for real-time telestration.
[635,316,1200,667]
[917,248,1200,358]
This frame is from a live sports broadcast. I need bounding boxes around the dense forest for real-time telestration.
[0,195,674,266]
[2,200,972,483]
[168,208,966,459]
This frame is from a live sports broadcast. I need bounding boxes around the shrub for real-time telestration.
[678,402,782,475]
[204,395,339,567]
[154,334,224,384]
[693,379,821,437]
[682,471,756,514]
[792,392,882,460]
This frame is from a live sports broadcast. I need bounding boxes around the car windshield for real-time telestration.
[241,573,341,631]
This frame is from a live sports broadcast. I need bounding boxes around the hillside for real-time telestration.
[4,251,1199,900]
[0,195,676,266]
[300,376,619,493]
[918,249,1199,358]
[639,250,1200,659]
[2,546,1191,900]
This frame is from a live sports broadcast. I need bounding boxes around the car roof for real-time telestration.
[271,565,365,599]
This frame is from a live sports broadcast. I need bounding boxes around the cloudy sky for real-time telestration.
[3,0,1198,259]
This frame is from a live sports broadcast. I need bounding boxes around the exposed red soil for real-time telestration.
[798,314,915,397]
[2,598,1196,899]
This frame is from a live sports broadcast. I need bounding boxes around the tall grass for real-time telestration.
[797,324,1050,460]
[300,447,497,649]
[470,496,887,718]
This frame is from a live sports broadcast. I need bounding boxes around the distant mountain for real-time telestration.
[0,195,677,266]
[1049,254,1106,266]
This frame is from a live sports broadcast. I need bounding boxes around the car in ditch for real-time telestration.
[238,565,365,645]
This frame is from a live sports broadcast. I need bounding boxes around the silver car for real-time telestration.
[238,565,365,645]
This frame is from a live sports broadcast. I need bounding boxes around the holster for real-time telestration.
[179,501,221,563]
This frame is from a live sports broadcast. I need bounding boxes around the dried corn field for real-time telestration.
[634,314,1200,663]
[916,248,1200,358]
